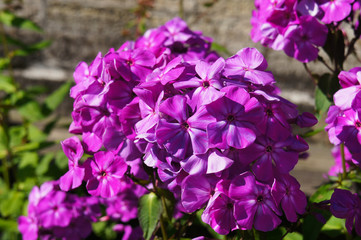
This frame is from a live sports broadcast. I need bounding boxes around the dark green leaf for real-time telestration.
[0,10,42,32]
[0,125,8,152]
[13,40,52,57]
[138,192,163,240]
[303,212,331,240]
[0,219,18,233]
[315,86,332,119]
[0,74,15,93]
[43,81,72,114]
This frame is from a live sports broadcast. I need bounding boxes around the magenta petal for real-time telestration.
[59,167,85,191]
[181,154,207,175]
[227,122,256,149]
[207,150,233,174]
[181,175,212,212]
[253,204,281,231]
[207,121,228,149]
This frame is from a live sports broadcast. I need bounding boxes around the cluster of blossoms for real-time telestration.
[251,0,360,62]
[19,17,317,238]
[18,181,101,240]
[18,179,146,240]
[325,67,361,236]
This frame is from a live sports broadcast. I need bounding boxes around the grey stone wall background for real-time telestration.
[14,0,315,105]
[8,0,360,193]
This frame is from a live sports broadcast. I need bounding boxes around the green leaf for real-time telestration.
[9,125,26,148]
[138,192,163,240]
[0,190,25,218]
[55,150,68,170]
[18,152,38,169]
[13,40,52,57]
[303,213,330,240]
[36,152,54,176]
[315,86,332,119]
[0,74,15,93]
[0,219,18,233]
[321,216,346,238]
[309,183,334,203]
[28,124,47,142]
[0,57,11,70]
[211,42,231,56]
[17,100,45,122]
[43,81,72,114]
[0,125,8,152]
[12,141,53,154]
[0,10,42,32]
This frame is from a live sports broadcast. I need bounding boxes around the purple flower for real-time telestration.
[59,136,85,191]
[229,171,281,231]
[181,175,216,212]
[209,86,263,149]
[283,16,328,62]
[37,191,73,228]
[18,215,38,240]
[174,57,225,108]
[86,151,128,198]
[330,188,361,236]
[156,95,208,159]
[224,48,274,85]
[320,0,354,24]
[271,174,307,222]
[202,192,237,235]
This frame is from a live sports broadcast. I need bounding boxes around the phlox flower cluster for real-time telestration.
[19,17,318,238]
[18,181,101,240]
[330,189,361,236]
[326,67,361,169]
[251,0,360,62]
[326,67,361,236]
[18,179,146,240]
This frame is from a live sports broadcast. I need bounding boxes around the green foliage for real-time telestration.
[0,10,42,32]
[138,192,163,240]
[0,6,68,239]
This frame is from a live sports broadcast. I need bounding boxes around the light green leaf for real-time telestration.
[0,10,42,32]
[0,190,25,218]
[28,124,46,142]
[321,216,346,238]
[36,152,54,176]
[138,192,163,240]
[309,183,334,203]
[9,125,26,148]
[0,74,15,93]
[17,100,45,122]
[18,152,38,169]
[43,81,72,114]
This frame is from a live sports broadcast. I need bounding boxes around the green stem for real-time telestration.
[340,143,347,180]
[179,0,184,19]
[1,151,10,187]
[159,214,168,240]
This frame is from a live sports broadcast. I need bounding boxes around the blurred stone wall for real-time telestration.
[10,0,346,109]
